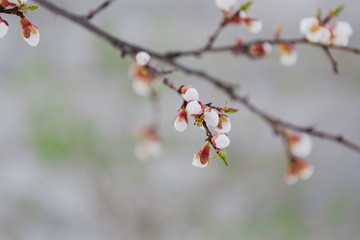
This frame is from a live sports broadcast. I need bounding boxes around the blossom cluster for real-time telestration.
[300,17,353,47]
[0,0,40,46]
[134,125,163,161]
[173,85,236,168]
[283,130,314,185]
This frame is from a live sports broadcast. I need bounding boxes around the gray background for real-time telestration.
[0,0,359,239]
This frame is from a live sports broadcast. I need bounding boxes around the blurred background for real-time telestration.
[0,0,360,239]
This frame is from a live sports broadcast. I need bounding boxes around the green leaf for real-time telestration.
[240,1,252,12]
[332,5,344,17]
[20,5,39,13]
[217,150,229,166]
[223,106,239,113]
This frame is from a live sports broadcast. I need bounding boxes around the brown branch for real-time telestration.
[322,46,339,73]
[85,0,115,20]
[32,0,360,154]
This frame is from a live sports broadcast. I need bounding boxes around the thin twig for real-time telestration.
[85,0,115,20]
[322,46,339,73]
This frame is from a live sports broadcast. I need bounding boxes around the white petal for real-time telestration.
[23,31,40,47]
[300,17,318,34]
[204,108,219,127]
[332,34,350,46]
[135,51,151,66]
[192,155,208,168]
[215,0,237,12]
[248,19,262,34]
[132,79,152,97]
[319,27,331,44]
[299,164,314,180]
[280,50,297,66]
[173,117,188,132]
[182,87,199,102]
[305,27,330,43]
[186,101,203,115]
[290,133,312,158]
[0,22,9,38]
[212,134,230,149]
[333,21,353,37]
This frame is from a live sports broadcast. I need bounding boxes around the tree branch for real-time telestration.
[32,0,360,154]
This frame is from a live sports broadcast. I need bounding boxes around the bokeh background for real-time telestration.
[0,0,360,239]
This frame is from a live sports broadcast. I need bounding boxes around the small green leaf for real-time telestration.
[240,1,252,12]
[223,106,239,113]
[332,5,344,17]
[217,150,229,166]
[20,5,39,13]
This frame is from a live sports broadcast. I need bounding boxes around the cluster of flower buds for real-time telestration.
[283,130,314,185]
[0,0,40,46]
[134,125,163,161]
[173,85,237,168]
[300,7,353,46]
[129,51,161,97]
[215,0,262,34]
[232,37,272,58]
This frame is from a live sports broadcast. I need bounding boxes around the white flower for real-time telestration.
[135,51,151,66]
[135,140,163,161]
[300,17,331,44]
[173,109,188,132]
[186,100,203,115]
[215,0,237,12]
[284,159,314,185]
[286,131,312,158]
[181,86,199,102]
[0,18,9,38]
[203,107,219,127]
[211,133,230,149]
[132,79,152,97]
[20,18,40,47]
[331,21,353,46]
[247,19,262,34]
[215,113,231,133]
[279,43,297,66]
[192,144,210,168]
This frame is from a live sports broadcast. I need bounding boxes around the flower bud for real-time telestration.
[173,109,188,132]
[215,113,231,133]
[249,42,272,57]
[279,43,297,66]
[192,144,210,168]
[181,86,199,102]
[186,100,203,115]
[245,18,263,34]
[285,131,312,158]
[211,133,230,149]
[203,107,219,127]
[20,18,40,47]
[330,21,353,46]
[135,51,151,66]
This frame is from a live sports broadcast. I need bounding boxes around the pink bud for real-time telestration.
[181,86,199,102]
[186,100,203,115]
[20,18,40,47]
[173,109,188,132]
[249,42,272,57]
[192,144,211,168]
[211,133,230,149]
